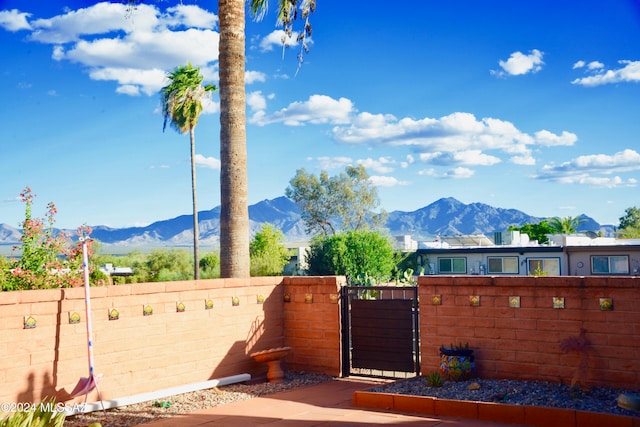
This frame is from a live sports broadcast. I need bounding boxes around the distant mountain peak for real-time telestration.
[0,196,607,249]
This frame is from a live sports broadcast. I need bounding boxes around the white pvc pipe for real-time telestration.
[64,373,251,416]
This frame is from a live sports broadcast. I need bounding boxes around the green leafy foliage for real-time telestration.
[199,252,220,279]
[0,399,66,427]
[305,230,395,285]
[618,206,640,238]
[425,371,444,387]
[1,187,104,291]
[285,165,387,236]
[250,224,290,276]
[508,220,555,244]
[547,215,586,234]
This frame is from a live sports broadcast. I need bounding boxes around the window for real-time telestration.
[487,256,519,274]
[438,257,466,273]
[591,255,629,274]
[527,258,560,276]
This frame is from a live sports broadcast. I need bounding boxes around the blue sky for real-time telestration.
[1,1,639,231]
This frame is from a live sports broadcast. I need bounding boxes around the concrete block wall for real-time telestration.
[282,276,344,376]
[0,277,285,405]
[418,275,640,389]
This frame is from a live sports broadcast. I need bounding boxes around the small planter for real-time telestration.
[439,346,475,381]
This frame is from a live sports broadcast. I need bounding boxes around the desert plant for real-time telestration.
[425,371,444,387]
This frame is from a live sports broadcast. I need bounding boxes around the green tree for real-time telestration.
[285,165,387,236]
[548,216,586,234]
[508,220,555,244]
[199,251,221,278]
[161,63,217,280]
[619,206,640,229]
[145,249,193,282]
[219,0,315,278]
[250,223,290,276]
[306,230,395,285]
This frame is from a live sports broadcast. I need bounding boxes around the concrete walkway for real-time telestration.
[141,377,529,426]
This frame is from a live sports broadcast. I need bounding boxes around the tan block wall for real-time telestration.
[0,277,286,405]
[282,276,344,376]
[418,275,640,389]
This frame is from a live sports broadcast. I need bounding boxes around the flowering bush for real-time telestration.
[1,187,106,291]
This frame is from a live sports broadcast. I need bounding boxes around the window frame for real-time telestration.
[438,257,467,274]
[487,256,519,274]
[591,255,629,275]
[527,258,561,276]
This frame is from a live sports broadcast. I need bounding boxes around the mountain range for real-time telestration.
[0,197,610,252]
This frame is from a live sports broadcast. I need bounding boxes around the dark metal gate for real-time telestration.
[341,286,420,378]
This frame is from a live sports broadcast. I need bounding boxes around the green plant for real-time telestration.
[0,399,66,427]
[425,371,444,387]
[445,342,470,351]
[2,187,103,291]
[250,224,290,276]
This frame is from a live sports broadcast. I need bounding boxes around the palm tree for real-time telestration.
[161,63,216,280]
[218,0,314,277]
[548,216,585,234]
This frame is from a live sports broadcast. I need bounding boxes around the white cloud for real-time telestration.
[314,156,352,170]
[357,157,396,174]
[534,129,578,147]
[258,29,298,52]
[417,167,474,179]
[247,91,267,112]
[369,175,410,187]
[492,49,544,76]
[0,9,31,31]
[195,154,220,170]
[572,60,640,86]
[330,111,572,169]
[245,70,267,84]
[10,2,219,96]
[251,95,354,126]
[535,149,640,187]
[443,167,475,179]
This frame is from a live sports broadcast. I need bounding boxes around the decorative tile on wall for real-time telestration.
[329,293,339,304]
[205,299,214,310]
[553,297,565,309]
[283,293,291,303]
[176,302,186,313]
[143,305,153,316]
[232,296,240,306]
[509,296,521,308]
[304,293,313,304]
[256,295,265,304]
[599,298,613,311]
[69,311,81,324]
[469,295,480,306]
[431,295,442,305]
[109,308,120,321]
[23,315,37,329]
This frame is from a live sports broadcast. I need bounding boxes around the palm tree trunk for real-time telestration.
[218,0,250,277]
[189,126,200,280]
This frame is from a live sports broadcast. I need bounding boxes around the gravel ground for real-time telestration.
[64,374,640,426]
[64,372,333,427]
[370,376,640,417]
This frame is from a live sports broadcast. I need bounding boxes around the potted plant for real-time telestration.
[439,342,475,381]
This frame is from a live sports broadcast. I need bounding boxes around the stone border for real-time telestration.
[352,390,640,427]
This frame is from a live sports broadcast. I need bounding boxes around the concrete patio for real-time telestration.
[139,377,530,426]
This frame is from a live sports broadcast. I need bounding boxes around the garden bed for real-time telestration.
[354,377,640,427]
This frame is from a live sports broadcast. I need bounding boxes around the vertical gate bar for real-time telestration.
[413,285,421,375]
[340,285,350,377]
